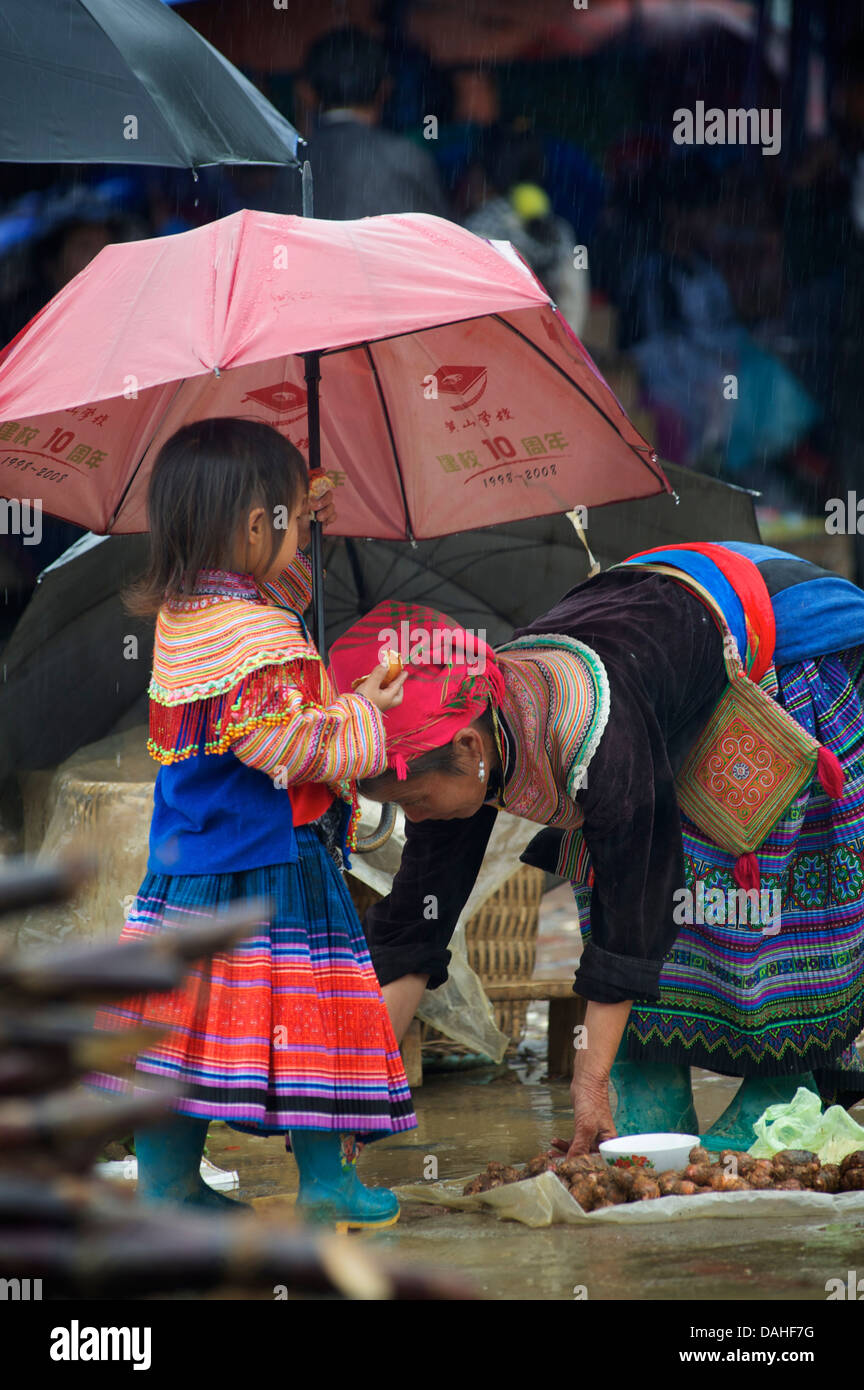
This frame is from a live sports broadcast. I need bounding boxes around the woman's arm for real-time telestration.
[566,998,632,1155]
[364,803,499,1006]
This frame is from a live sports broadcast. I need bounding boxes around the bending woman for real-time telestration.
[329,542,864,1155]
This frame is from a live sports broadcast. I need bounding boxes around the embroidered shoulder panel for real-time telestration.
[494,633,611,826]
[151,598,319,707]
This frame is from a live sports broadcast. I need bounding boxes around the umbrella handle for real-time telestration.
[354,803,396,854]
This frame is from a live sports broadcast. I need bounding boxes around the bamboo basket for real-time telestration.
[346,864,545,1054]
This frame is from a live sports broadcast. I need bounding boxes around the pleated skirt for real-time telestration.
[90,826,417,1140]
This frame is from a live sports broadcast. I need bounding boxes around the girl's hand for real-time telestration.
[355,663,408,712]
[310,487,336,530]
[298,482,337,549]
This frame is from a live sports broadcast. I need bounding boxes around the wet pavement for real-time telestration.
[203,880,864,1301]
[206,1065,864,1303]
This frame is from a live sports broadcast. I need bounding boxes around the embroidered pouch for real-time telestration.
[675,664,820,855]
[628,562,843,880]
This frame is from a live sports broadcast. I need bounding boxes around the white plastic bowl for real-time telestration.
[599,1132,700,1173]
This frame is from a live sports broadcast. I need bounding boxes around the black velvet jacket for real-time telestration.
[363,569,728,1004]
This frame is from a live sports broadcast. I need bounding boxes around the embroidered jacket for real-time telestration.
[364,568,729,1002]
[147,553,386,863]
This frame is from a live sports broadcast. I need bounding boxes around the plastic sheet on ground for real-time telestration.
[351,799,542,1062]
[398,1170,864,1227]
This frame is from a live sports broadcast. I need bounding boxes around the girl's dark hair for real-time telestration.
[359,707,495,793]
[126,417,308,616]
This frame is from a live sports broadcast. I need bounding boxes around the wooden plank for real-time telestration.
[484,978,574,1002]
[400,1017,423,1088]
[547,994,588,1079]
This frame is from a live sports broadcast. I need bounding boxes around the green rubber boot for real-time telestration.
[291,1131,400,1230]
[700,1073,819,1152]
[610,1038,699,1136]
[135,1115,251,1212]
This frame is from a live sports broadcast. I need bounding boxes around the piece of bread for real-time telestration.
[351,650,403,690]
[380,650,403,687]
[308,468,332,500]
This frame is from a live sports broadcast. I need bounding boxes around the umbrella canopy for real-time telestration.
[0,209,665,540]
[0,0,300,168]
[0,463,758,783]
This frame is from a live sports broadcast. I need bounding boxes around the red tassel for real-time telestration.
[734,853,760,891]
[817,746,844,799]
[393,753,409,781]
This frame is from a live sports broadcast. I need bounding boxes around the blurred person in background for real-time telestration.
[617,159,740,467]
[0,211,119,348]
[297,27,449,220]
[827,39,864,589]
[618,157,818,492]
[463,125,589,338]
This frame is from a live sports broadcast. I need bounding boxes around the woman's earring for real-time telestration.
[478,759,486,780]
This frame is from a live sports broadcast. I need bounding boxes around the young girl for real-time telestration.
[93,416,413,1228]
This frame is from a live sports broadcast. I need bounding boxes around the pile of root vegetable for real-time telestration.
[462,1146,864,1212]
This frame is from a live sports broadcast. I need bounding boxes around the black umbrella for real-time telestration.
[0,464,760,784]
[320,463,762,646]
[0,533,152,782]
[0,0,301,168]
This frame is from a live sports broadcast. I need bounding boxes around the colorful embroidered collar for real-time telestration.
[492,633,610,828]
[188,569,266,603]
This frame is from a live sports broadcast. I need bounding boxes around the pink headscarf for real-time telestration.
[328,600,504,779]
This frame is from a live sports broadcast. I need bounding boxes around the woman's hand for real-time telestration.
[549,1072,617,1157]
[355,662,408,712]
[547,996,632,1156]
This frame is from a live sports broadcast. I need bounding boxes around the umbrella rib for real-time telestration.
[104,379,187,532]
[362,342,413,542]
[372,537,531,630]
[489,313,670,489]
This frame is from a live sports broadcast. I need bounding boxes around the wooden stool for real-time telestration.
[485,980,586,1079]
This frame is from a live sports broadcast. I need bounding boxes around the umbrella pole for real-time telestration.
[300,159,327,659]
[304,348,326,659]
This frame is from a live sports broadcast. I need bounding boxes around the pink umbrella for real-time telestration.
[0,209,667,648]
